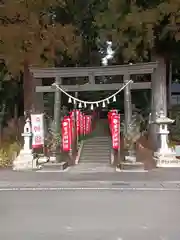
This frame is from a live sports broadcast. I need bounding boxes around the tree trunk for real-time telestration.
[23,62,35,116]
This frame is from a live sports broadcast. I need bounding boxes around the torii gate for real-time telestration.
[28,60,167,152]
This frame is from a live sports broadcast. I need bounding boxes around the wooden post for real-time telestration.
[118,114,121,165]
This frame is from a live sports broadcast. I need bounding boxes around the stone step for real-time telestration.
[82,148,111,154]
[76,163,111,168]
[83,146,110,149]
[81,154,111,157]
[85,142,110,144]
[85,141,110,143]
[82,146,111,149]
[86,137,110,139]
[68,164,115,173]
[84,142,110,145]
[80,154,110,158]
[80,157,110,162]
[80,135,111,164]
[81,152,110,155]
[84,140,110,143]
[81,151,111,155]
[85,140,110,142]
[85,141,109,142]
[80,157,110,160]
[83,145,110,148]
[80,156,110,159]
[80,161,110,164]
[81,150,111,153]
[81,153,111,157]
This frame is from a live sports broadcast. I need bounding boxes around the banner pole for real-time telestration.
[118,114,121,165]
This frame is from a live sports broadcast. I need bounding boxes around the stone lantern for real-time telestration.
[153,110,180,167]
[13,118,41,171]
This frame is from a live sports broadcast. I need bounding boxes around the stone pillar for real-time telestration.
[54,77,62,133]
[53,76,62,162]
[150,56,167,149]
[124,74,132,134]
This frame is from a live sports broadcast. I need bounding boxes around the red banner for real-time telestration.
[69,112,74,141]
[69,110,81,135]
[108,110,118,133]
[62,117,72,151]
[69,110,92,136]
[83,115,86,135]
[31,114,44,149]
[111,114,120,150]
[85,115,92,135]
[76,110,80,135]
[79,112,84,135]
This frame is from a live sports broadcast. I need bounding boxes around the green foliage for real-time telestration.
[46,126,61,153]
[0,61,20,130]
[0,141,21,167]
[55,0,112,66]
[0,0,82,73]
[96,0,180,61]
[169,106,180,142]
[122,112,147,150]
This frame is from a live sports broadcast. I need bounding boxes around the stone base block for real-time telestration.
[154,151,176,158]
[38,156,49,164]
[13,159,41,171]
[154,156,180,168]
[125,155,136,163]
[49,156,56,162]
[13,150,41,171]
[116,161,145,172]
[42,161,68,171]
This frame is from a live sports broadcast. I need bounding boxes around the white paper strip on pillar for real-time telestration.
[113,95,116,102]
[91,104,94,110]
[68,97,72,103]
[102,101,106,108]
[78,102,82,108]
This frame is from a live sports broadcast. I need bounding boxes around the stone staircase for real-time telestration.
[80,136,111,164]
[68,119,115,173]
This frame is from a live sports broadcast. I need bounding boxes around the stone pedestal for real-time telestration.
[117,152,145,172]
[154,151,180,168]
[118,160,145,172]
[13,149,40,171]
[152,110,180,168]
[41,162,68,172]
